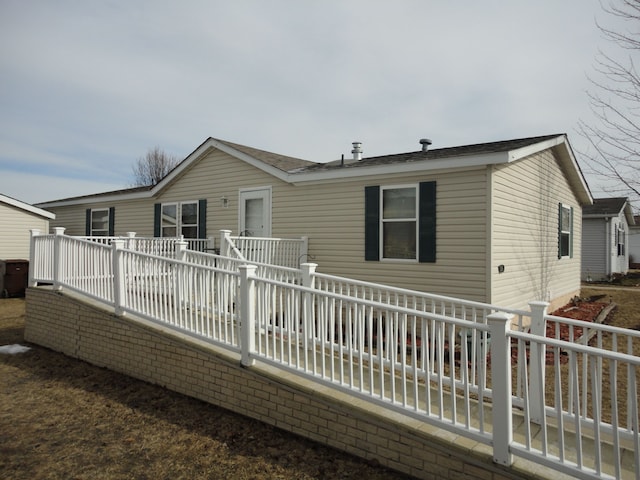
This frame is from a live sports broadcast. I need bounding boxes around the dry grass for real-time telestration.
[0,298,411,480]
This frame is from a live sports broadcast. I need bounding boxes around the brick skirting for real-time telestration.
[25,287,563,480]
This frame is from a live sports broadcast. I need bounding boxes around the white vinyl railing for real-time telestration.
[79,233,186,258]
[220,229,309,269]
[28,229,639,480]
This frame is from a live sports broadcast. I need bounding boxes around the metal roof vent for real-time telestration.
[352,141,363,161]
[420,138,432,152]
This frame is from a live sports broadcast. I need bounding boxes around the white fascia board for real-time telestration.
[287,151,508,184]
[213,140,292,181]
[509,134,592,206]
[36,190,150,208]
[1,194,56,219]
[507,135,565,162]
[150,138,291,197]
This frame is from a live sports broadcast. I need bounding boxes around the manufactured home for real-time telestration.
[1,193,55,259]
[582,197,635,281]
[37,134,592,311]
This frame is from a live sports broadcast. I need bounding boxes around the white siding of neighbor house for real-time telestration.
[0,202,51,259]
[490,149,582,311]
[582,212,630,281]
[610,213,630,276]
[630,225,640,266]
[582,219,607,281]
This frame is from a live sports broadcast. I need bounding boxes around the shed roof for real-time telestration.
[0,193,55,219]
[583,197,635,225]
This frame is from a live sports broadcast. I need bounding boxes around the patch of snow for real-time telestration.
[0,344,31,354]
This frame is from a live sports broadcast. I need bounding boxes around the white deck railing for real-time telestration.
[28,229,639,480]
[220,229,309,269]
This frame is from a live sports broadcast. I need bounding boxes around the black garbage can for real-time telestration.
[0,259,29,298]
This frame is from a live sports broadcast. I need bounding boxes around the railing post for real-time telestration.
[174,240,189,310]
[112,239,126,316]
[239,264,257,367]
[300,236,309,266]
[220,230,232,258]
[28,229,40,287]
[175,240,188,262]
[125,232,136,250]
[529,301,549,424]
[52,227,65,291]
[207,236,215,253]
[301,263,317,344]
[487,312,513,467]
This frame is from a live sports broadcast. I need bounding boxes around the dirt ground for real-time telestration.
[0,298,411,480]
[1,284,638,480]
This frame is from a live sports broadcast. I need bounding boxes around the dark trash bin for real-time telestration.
[0,259,29,298]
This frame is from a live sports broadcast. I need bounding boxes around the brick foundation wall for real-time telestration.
[25,287,558,480]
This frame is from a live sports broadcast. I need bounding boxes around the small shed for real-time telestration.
[582,197,635,281]
[0,193,55,259]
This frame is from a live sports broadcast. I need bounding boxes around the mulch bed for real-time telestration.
[530,299,610,364]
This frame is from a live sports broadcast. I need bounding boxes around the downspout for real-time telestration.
[485,165,494,304]
[605,219,611,277]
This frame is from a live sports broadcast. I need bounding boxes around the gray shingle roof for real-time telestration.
[583,197,629,216]
[302,134,563,172]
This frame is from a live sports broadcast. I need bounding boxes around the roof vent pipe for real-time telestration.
[352,141,363,161]
[420,138,432,152]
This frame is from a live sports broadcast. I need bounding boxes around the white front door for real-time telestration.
[239,187,271,237]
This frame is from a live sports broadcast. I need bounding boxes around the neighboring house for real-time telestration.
[582,197,635,281]
[627,215,640,269]
[36,133,592,311]
[1,193,55,259]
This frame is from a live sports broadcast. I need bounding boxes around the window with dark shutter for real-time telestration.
[364,181,436,263]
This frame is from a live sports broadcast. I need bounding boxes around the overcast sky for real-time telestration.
[0,0,630,205]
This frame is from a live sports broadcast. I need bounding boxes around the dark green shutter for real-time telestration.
[198,199,207,239]
[418,181,436,263]
[154,203,161,237]
[85,209,91,236]
[108,207,115,236]
[364,186,380,261]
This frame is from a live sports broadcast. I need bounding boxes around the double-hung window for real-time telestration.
[161,201,199,238]
[558,203,573,258]
[617,226,625,256]
[154,199,207,240]
[85,207,114,236]
[365,181,436,263]
[382,186,418,260]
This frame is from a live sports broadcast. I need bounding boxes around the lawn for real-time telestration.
[0,298,410,480]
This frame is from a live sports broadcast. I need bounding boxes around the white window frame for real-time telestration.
[161,201,199,239]
[559,204,572,259]
[617,225,625,256]
[90,208,110,237]
[380,184,418,261]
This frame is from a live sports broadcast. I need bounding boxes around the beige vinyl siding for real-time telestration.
[158,149,489,302]
[490,149,582,311]
[49,199,155,237]
[156,149,291,237]
[273,168,489,302]
[0,203,50,259]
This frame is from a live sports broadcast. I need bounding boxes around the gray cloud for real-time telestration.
[0,0,625,203]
